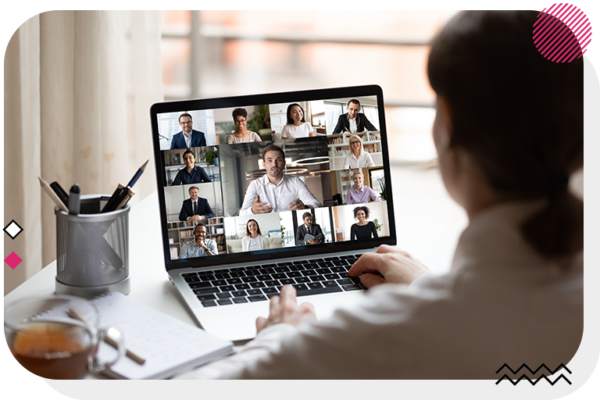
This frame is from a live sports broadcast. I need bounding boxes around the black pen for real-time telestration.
[102,160,148,213]
[68,184,80,215]
[50,181,69,206]
[39,177,68,212]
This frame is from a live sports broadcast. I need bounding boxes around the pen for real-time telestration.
[68,184,80,215]
[115,187,135,210]
[50,181,69,206]
[101,160,148,213]
[39,177,69,212]
[101,185,126,213]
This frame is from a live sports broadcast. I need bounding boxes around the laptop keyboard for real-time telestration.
[182,255,363,307]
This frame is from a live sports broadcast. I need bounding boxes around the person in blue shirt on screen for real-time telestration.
[170,113,207,149]
[172,149,212,185]
[179,224,218,258]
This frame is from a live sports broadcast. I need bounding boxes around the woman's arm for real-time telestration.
[365,153,376,167]
[371,221,379,238]
[171,169,182,185]
[201,167,212,183]
[343,154,350,169]
[350,225,357,241]
[260,235,269,250]
[307,122,315,137]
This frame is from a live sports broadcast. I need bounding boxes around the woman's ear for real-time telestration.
[433,96,453,151]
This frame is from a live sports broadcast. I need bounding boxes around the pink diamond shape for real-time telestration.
[5,252,22,269]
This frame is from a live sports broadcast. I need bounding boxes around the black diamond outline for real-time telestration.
[3,219,23,240]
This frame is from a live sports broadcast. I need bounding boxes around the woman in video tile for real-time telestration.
[241,219,269,251]
[350,206,378,240]
[343,135,375,169]
[227,108,263,144]
[281,103,314,139]
[171,149,212,185]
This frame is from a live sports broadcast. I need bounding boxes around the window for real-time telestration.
[160,11,456,162]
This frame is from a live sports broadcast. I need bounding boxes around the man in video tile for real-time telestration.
[179,224,218,258]
[171,113,207,149]
[332,99,377,134]
[179,186,215,221]
[296,212,324,245]
[240,144,322,215]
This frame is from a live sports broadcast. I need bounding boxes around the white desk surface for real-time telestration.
[4,165,466,330]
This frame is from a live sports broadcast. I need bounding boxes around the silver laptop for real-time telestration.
[150,86,396,341]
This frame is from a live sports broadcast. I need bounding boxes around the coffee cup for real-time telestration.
[4,295,124,379]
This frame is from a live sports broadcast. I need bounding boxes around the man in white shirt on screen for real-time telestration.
[239,144,322,215]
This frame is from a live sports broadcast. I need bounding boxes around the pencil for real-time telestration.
[126,160,149,189]
[39,177,69,212]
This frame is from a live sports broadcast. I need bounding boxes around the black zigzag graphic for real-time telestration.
[495,363,572,386]
[495,374,572,385]
[496,363,572,375]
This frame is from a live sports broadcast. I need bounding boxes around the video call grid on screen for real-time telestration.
[150,86,396,269]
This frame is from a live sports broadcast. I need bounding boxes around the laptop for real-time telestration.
[150,85,396,341]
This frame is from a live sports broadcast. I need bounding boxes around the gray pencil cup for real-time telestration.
[55,194,130,298]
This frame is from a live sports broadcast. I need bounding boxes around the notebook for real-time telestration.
[32,292,233,379]
[150,85,396,341]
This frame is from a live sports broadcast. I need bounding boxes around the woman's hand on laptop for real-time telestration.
[348,245,430,288]
[256,286,316,333]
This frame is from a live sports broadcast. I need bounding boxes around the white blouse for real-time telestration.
[175,201,583,379]
[248,237,261,251]
[282,122,314,139]
[343,152,375,168]
[241,235,269,252]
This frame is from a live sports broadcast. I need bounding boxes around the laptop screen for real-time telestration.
[150,86,396,270]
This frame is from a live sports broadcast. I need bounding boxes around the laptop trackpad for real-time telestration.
[198,291,367,342]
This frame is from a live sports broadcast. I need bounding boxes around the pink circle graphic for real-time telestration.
[534,4,592,63]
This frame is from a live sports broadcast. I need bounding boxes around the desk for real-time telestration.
[4,165,466,377]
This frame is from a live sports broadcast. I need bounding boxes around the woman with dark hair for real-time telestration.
[350,206,378,240]
[227,108,262,144]
[171,149,212,185]
[241,219,268,251]
[176,11,583,379]
[281,103,315,139]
